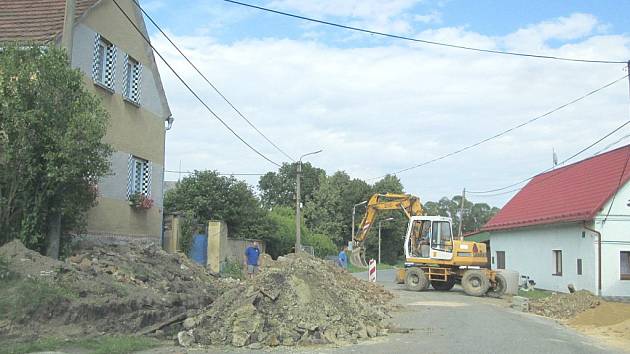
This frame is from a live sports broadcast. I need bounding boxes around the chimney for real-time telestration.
[61,0,76,60]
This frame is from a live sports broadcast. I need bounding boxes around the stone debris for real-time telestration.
[529,290,600,319]
[187,253,395,348]
[0,239,224,339]
[511,296,529,312]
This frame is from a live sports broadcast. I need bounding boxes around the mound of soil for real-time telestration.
[0,239,224,340]
[529,290,600,319]
[186,253,395,348]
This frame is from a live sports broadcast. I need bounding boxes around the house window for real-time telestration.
[577,259,582,275]
[92,34,117,89]
[124,55,142,104]
[128,156,151,197]
[496,251,505,270]
[621,252,630,280]
[553,250,563,276]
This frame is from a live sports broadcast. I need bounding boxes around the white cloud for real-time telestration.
[503,13,600,50]
[414,11,442,25]
[156,14,630,206]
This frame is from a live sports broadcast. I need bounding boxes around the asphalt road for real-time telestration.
[141,269,625,354]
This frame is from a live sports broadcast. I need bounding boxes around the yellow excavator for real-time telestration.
[351,193,506,297]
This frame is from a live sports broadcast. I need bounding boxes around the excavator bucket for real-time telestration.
[349,245,368,268]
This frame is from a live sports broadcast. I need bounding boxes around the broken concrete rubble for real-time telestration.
[187,252,395,348]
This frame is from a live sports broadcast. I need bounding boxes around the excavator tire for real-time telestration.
[431,277,456,291]
[405,268,429,292]
[461,269,490,297]
[487,273,507,298]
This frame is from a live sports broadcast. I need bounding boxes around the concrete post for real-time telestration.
[208,220,228,273]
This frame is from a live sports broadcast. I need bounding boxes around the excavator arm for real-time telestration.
[350,193,423,267]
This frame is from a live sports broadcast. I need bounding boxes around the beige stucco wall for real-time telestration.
[86,196,162,239]
[72,0,170,241]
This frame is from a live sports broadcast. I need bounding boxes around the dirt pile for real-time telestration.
[529,290,601,319]
[0,239,224,339]
[186,253,395,348]
[568,302,630,349]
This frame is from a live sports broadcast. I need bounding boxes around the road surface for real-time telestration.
[141,269,625,354]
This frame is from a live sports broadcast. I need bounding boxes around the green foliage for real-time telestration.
[423,196,500,234]
[164,171,272,240]
[303,232,336,258]
[264,206,336,258]
[221,258,244,280]
[0,45,112,251]
[0,336,160,354]
[178,211,200,255]
[0,277,76,322]
[258,162,325,208]
[518,288,552,300]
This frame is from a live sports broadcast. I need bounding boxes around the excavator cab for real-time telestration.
[405,216,454,261]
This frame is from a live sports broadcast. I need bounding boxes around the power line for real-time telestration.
[368,74,628,181]
[111,0,282,167]
[165,170,265,176]
[132,0,295,162]
[467,119,630,197]
[223,0,626,65]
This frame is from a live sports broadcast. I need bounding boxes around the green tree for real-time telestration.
[164,171,273,240]
[0,45,112,251]
[258,162,325,208]
[266,206,335,258]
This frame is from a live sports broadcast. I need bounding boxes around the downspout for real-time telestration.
[583,221,601,296]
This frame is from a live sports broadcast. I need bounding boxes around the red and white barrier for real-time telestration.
[368,259,377,282]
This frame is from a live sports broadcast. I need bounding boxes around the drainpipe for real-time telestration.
[61,0,76,59]
[583,221,601,296]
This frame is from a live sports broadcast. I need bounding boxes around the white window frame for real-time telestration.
[128,156,151,197]
[92,34,116,90]
[124,54,142,104]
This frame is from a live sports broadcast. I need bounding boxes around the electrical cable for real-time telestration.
[467,119,630,197]
[111,0,282,167]
[368,74,628,181]
[223,0,627,65]
[132,0,295,162]
[165,170,265,176]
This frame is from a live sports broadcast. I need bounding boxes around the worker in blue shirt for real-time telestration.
[338,246,348,269]
[244,241,261,278]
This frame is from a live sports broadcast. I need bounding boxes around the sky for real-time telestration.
[141,0,630,207]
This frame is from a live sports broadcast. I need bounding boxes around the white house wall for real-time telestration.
[490,223,597,293]
[595,179,630,297]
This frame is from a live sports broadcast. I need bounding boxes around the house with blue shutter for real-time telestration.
[0,0,173,243]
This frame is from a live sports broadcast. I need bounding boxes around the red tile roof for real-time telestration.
[483,144,630,232]
[0,0,100,42]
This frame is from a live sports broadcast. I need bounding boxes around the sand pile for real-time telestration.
[568,301,630,349]
[0,239,224,340]
[529,290,600,319]
[183,253,395,348]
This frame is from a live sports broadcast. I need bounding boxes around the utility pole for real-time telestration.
[458,188,466,239]
[295,162,302,253]
[295,150,322,254]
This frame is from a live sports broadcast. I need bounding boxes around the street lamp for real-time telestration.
[295,149,322,254]
[378,217,395,264]
[351,200,368,245]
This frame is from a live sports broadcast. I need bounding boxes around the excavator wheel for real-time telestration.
[461,270,490,297]
[405,268,429,292]
[487,273,507,298]
[431,277,456,291]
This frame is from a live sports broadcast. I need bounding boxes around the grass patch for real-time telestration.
[0,336,161,354]
[220,258,244,280]
[0,277,76,322]
[518,288,553,300]
[0,256,17,281]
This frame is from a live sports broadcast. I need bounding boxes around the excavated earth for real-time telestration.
[184,253,397,349]
[0,239,224,341]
